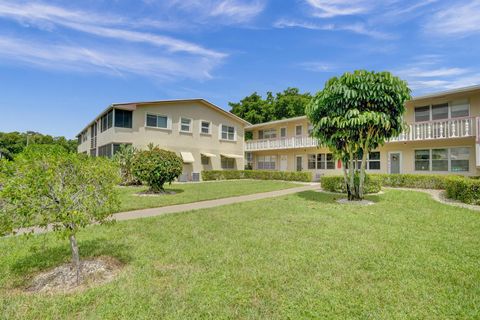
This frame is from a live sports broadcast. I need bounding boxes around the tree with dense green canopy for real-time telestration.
[229,88,311,125]
[132,146,183,193]
[0,131,77,160]
[0,145,120,283]
[306,70,411,200]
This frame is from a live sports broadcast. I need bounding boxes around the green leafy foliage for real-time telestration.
[229,88,312,125]
[373,173,459,189]
[0,131,77,160]
[445,177,480,205]
[321,175,382,194]
[113,144,140,186]
[0,145,120,237]
[132,147,183,192]
[202,170,312,182]
[307,70,411,200]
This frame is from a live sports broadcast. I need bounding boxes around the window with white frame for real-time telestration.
[307,153,335,170]
[257,155,276,170]
[146,114,169,129]
[246,152,253,169]
[258,129,276,139]
[355,152,381,170]
[451,147,470,172]
[221,156,235,169]
[295,125,303,136]
[415,148,470,172]
[280,127,287,138]
[414,100,470,122]
[367,152,381,170]
[221,125,235,141]
[180,117,192,132]
[308,124,314,136]
[201,155,210,165]
[200,121,211,134]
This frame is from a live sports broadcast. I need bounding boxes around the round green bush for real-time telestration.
[132,148,183,193]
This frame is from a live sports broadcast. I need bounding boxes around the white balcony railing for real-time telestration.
[245,117,478,152]
[245,136,320,151]
[390,116,476,142]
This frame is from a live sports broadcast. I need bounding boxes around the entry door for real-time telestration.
[389,152,401,174]
[296,156,303,171]
[280,155,288,171]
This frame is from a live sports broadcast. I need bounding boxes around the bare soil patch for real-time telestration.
[135,190,177,196]
[25,256,123,294]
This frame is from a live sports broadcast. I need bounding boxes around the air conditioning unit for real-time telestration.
[192,173,200,182]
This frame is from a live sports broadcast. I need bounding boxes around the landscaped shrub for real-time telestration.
[202,170,312,182]
[321,175,382,194]
[445,177,480,205]
[370,174,460,189]
[113,144,140,186]
[132,147,183,193]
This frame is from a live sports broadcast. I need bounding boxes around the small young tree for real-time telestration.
[0,145,120,283]
[113,144,139,185]
[132,146,183,193]
[306,70,411,200]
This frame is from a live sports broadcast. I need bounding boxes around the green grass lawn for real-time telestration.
[116,180,300,212]
[1,189,480,319]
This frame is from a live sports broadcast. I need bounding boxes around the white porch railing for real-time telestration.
[245,117,478,152]
[245,136,320,151]
[390,116,476,142]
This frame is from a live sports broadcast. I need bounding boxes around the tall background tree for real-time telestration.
[0,131,77,160]
[229,88,311,125]
[306,70,411,200]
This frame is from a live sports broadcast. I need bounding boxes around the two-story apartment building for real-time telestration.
[77,99,249,181]
[245,85,480,179]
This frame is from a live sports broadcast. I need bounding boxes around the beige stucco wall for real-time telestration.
[245,89,480,179]
[249,137,479,180]
[78,101,246,178]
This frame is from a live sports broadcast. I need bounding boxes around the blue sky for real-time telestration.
[0,0,479,138]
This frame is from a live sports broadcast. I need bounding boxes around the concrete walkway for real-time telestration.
[14,184,320,235]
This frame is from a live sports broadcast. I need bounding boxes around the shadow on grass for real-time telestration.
[295,190,382,204]
[11,237,133,278]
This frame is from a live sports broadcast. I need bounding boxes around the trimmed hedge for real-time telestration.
[370,174,459,190]
[202,170,312,182]
[321,175,382,194]
[445,177,480,205]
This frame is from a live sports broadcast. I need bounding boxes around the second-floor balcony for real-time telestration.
[390,116,476,142]
[245,136,320,151]
[245,116,478,152]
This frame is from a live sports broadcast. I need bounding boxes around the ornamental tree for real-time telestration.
[113,144,140,186]
[306,70,411,200]
[0,145,120,283]
[132,146,183,193]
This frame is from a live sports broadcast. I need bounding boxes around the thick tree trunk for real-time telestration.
[69,234,81,285]
[358,148,368,199]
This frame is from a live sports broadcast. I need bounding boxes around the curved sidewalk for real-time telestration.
[14,184,320,235]
[114,184,320,221]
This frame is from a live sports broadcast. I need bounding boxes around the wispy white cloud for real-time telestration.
[424,0,480,36]
[305,0,372,18]
[0,35,218,80]
[0,2,223,57]
[274,18,393,39]
[298,61,338,72]
[396,56,480,92]
[164,0,265,24]
[0,1,227,80]
[210,0,265,23]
